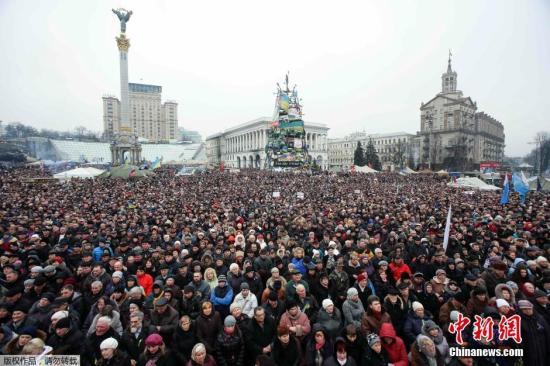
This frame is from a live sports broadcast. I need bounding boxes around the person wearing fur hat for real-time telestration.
[3,325,45,355]
[317,298,343,340]
[342,288,365,329]
[278,299,311,343]
[466,286,489,316]
[46,316,83,355]
[96,337,131,366]
[138,333,175,366]
[481,261,508,297]
[361,295,391,336]
[421,320,450,364]
[214,315,245,366]
[410,334,445,366]
[271,324,302,366]
[404,301,433,346]
[362,332,391,366]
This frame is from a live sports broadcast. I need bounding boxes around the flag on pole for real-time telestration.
[443,205,452,251]
[500,174,510,205]
[512,173,529,203]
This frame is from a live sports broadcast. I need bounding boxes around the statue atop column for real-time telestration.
[112,8,132,33]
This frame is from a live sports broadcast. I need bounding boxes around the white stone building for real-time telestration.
[418,56,505,170]
[328,131,415,172]
[103,83,178,143]
[206,117,329,169]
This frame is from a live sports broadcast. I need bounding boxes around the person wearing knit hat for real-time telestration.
[217,314,245,366]
[496,298,510,308]
[322,298,334,310]
[145,333,163,347]
[54,316,71,330]
[518,300,533,310]
[363,332,390,366]
[403,301,431,345]
[218,274,227,282]
[367,332,381,348]
[100,337,118,350]
[279,299,311,341]
[342,287,364,329]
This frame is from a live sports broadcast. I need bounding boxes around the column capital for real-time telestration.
[116,34,130,51]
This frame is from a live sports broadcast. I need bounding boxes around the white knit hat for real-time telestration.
[51,311,68,321]
[322,299,334,310]
[100,337,118,350]
[496,299,510,308]
[412,301,424,311]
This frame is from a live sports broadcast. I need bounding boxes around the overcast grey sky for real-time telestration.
[1,0,549,156]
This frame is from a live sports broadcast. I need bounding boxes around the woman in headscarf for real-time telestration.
[172,315,198,365]
[342,288,365,329]
[410,335,445,366]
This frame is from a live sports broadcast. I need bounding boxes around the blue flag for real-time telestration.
[500,174,509,205]
[512,173,529,203]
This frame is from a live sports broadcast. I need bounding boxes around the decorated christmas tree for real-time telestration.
[265,74,310,169]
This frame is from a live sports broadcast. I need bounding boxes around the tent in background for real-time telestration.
[53,167,105,180]
[436,169,449,176]
[447,177,501,191]
[401,167,417,174]
[355,165,379,173]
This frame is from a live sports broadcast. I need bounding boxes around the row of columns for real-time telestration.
[225,130,327,153]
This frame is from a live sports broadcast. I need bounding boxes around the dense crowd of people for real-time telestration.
[0,167,549,366]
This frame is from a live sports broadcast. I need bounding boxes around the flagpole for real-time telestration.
[443,205,452,252]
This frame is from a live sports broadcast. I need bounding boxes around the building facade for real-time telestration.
[328,131,415,172]
[206,117,329,169]
[417,56,505,170]
[103,83,178,143]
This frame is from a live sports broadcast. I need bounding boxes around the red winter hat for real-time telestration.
[145,333,163,347]
[357,273,367,283]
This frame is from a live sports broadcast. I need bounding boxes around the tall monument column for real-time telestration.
[110,8,141,165]
[116,33,131,133]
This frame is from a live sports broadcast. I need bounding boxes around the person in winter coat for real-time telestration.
[261,292,285,323]
[46,317,83,355]
[120,311,156,363]
[172,315,199,365]
[87,304,124,336]
[362,333,391,366]
[196,300,223,355]
[0,325,16,354]
[416,282,440,321]
[181,285,202,319]
[304,323,333,366]
[136,267,154,296]
[341,325,366,365]
[3,326,46,355]
[361,295,391,336]
[211,276,234,319]
[232,282,257,318]
[82,317,123,366]
[215,316,244,366]
[317,299,343,340]
[96,337,131,366]
[403,302,432,346]
[137,333,175,366]
[519,300,550,366]
[28,292,55,331]
[243,307,276,365]
[466,286,489,317]
[420,320,450,364]
[187,343,217,366]
[342,288,365,329]
[227,264,244,295]
[149,298,179,342]
[271,324,302,366]
[322,337,358,366]
[409,335,445,366]
[278,299,311,343]
[354,273,376,310]
[383,287,407,337]
[379,323,408,366]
